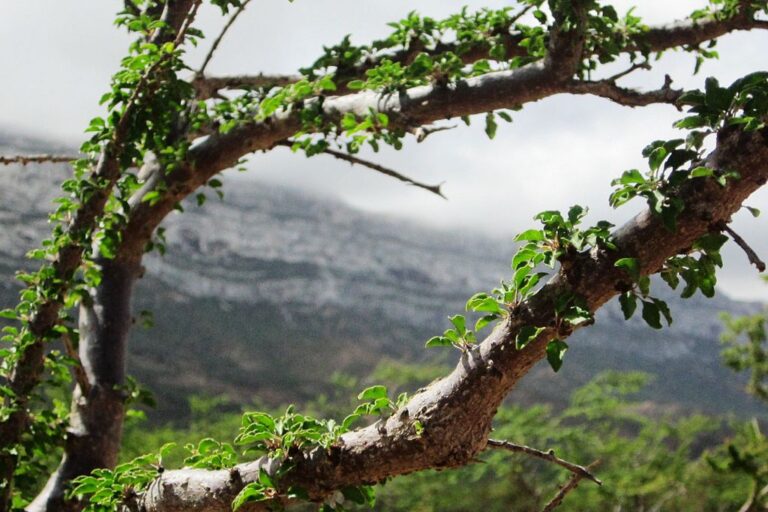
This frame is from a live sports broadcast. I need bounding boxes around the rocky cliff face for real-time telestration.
[1,133,764,421]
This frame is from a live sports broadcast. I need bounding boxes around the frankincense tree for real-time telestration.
[1,0,768,510]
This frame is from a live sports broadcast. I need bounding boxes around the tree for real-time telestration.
[1,0,767,510]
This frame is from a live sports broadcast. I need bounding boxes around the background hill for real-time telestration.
[1,131,764,423]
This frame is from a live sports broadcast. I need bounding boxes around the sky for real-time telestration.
[1,0,767,300]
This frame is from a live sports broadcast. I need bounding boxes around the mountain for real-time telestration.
[1,133,765,423]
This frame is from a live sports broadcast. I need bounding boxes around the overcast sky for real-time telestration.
[1,1,767,300]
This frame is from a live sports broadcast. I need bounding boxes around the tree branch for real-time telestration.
[564,76,683,108]
[193,74,301,99]
[485,439,601,486]
[719,222,767,272]
[0,154,78,165]
[128,125,768,512]
[197,0,253,77]
[541,461,600,512]
[278,143,445,198]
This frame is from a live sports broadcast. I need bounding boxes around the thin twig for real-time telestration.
[192,74,300,99]
[486,439,602,485]
[197,0,253,76]
[279,142,446,198]
[322,148,446,198]
[541,461,600,512]
[510,4,534,24]
[410,124,457,143]
[605,61,651,83]
[0,155,79,166]
[61,332,92,395]
[721,223,766,272]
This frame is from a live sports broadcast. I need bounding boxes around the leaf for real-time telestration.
[358,385,388,401]
[484,112,497,139]
[514,229,544,242]
[516,326,544,350]
[232,483,268,510]
[689,166,714,178]
[546,340,568,372]
[641,300,662,329]
[449,315,467,335]
[615,257,640,281]
[745,206,761,218]
[618,292,637,320]
[475,314,499,332]
[425,336,451,349]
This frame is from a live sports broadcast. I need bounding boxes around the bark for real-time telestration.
[131,126,768,511]
[29,258,143,512]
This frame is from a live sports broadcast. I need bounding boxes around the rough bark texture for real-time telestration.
[129,126,768,511]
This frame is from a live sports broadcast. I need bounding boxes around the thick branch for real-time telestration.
[130,124,768,511]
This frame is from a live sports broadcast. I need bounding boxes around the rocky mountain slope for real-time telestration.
[1,132,764,422]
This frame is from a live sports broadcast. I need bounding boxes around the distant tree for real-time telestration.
[1,1,768,511]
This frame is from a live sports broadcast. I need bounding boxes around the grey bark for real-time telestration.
[29,259,142,512]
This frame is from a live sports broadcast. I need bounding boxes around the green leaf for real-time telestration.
[232,483,269,510]
[641,300,662,329]
[514,229,544,242]
[475,314,499,332]
[615,257,640,281]
[449,315,467,335]
[546,340,568,372]
[516,326,544,350]
[745,206,761,218]
[689,166,714,178]
[358,385,388,401]
[425,336,452,348]
[618,292,637,320]
[484,112,497,139]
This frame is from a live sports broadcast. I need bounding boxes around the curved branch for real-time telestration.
[129,124,768,512]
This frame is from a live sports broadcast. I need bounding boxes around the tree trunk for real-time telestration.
[30,258,141,512]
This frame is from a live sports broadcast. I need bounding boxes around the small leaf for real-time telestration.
[641,300,662,329]
[516,326,545,350]
[615,257,640,281]
[425,336,452,348]
[475,314,499,332]
[546,340,568,372]
[514,229,544,242]
[618,292,637,320]
[449,315,467,335]
[358,385,388,401]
